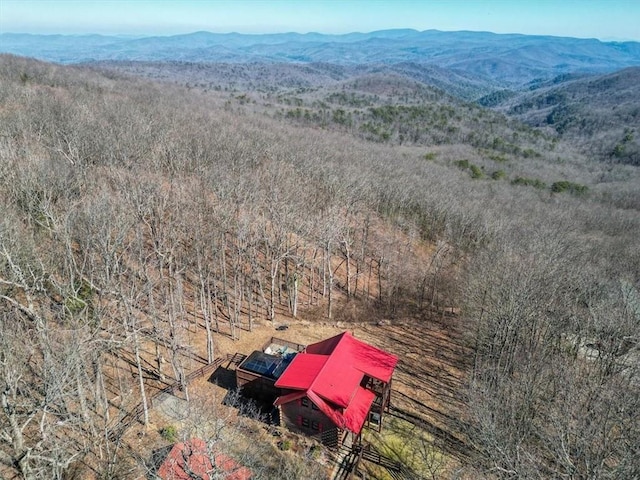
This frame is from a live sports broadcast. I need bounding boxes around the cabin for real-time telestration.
[156,438,252,480]
[273,331,397,448]
[235,337,305,402]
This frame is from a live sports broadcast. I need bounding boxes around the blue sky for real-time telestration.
[1,0,639,41]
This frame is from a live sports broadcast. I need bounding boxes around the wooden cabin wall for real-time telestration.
[279,399,340,448]
[235,369,278,401]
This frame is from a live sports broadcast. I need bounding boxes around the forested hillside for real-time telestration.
[493,67,640,166]
[0,54,639,479]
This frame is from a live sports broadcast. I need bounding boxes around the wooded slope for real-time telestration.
[0,55,639,478]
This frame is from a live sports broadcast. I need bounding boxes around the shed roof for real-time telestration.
[274,331,397,434]
[157,438,252,480]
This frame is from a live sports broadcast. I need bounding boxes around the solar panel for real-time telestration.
[241,351,281,377]
[240,350,297,379]
[272,356,293,378]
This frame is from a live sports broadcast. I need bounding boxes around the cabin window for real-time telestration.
[311,402,319,411]
[301,417,310,428]
[311,420,320,431]
[301,397,310,408]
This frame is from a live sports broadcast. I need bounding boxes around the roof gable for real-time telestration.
[305,333,344,355]
[328,332,398,383]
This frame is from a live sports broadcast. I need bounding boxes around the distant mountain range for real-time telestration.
[2,29,640,88]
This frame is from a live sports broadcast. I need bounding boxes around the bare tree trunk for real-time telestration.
[168,268,187,392]
[220,236,229,321]
[429,242,449,309]
[132,330,149,426]
[120,295,150,427]
[367,258,374,298]
[327,240,333,319]
[92,353,109,422]
[232,268,243,338]
[145,286,165,380]
[247,282,253,331]
[309,248,318,306]
[342,238,352,297]
[269,259,278,322]
[378,257,384,302]
[212,283,220,333]
[75,354,96,438]
[355,216,369,297]
[201,276,214,363]
[291,272,299,318]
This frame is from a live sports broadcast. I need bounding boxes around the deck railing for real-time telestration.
[106,354,234,442]
[261,336,306,353]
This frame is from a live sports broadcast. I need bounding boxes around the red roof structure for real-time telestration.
[157,438,252,480]
[274,331,398,434]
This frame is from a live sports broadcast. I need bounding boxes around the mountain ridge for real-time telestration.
[2,29,639,88]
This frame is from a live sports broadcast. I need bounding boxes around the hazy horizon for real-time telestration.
[1,0,639,42]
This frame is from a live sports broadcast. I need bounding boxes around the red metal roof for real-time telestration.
[342,386,377,433]
[274,331,397,434]
[157,438,252,480]
[306,331,398,383]
[274,354,327,390]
